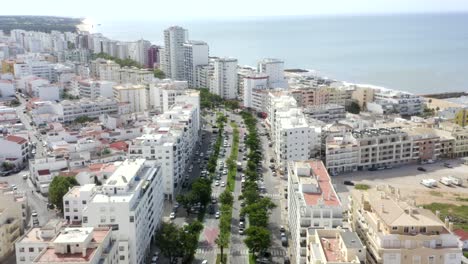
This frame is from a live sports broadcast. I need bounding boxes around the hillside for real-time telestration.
[0,16,82,34]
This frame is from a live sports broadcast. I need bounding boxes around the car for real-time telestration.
[281,236,288,247]
[173,203,180,209]
[151,255,159,263]
[215,212,220,219]
[280,226,285,232]
[240,201,246,207]
[343,180,355,186]
[220,182,225,187]
[31,211,38,218]
[169,212,176,219]
[211,197,217,204]
[444,163,453,168]
[368,167,378,171]
[284,256,291,264]
[240,215,245,222]
[240,221,245,228]
[239,228,245,235]
[215,180,220,186]
[417,167,426,172]
[201,260,208,264]
[47,203,54,209]
[22,174,28,180]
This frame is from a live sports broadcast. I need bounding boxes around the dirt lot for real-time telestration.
[333,159,468,206]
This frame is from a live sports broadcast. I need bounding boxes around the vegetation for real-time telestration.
[154,69,166,79]
[225,100,240,110]
[456,197,468,202]
[345,101,361,114]
[419,105,436,118]
[215,233,229,263]
[354,184,370,190]
[92,52,142,68]
[63,91,80,100]
[216,254,228,264]
[423,203,468,231]
[429,190,443,197]
[227,122,239,191]
[1,162,15,171]
[73,116,94,124]
[0,16,82,34]
[240,111,276,255]
[49,176,79,212]
[154,222,202,264]
[199,88,224,109]
[10,99,20,107]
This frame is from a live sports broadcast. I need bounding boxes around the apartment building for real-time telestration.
[303,104,346,123]
[31,226,117,264]
[0,79,15,98]
[13,61,55,81]
[325,133,359,174]
[288,160,343,264]
[113,84,148,113]
[183,40,209,88]
[29,156,68,194]
[78,79,115,99]
[90,58,121,83]
[0,134,29,166]
[373,90,425,116]
[161,26,187,80]
[15,219,65,264]
[210,57,238,99]
[351,86,375,109]
[118,67,153,84]
[243,74,268,109]
[195,63,213,89]
[128,103,199,200]
[31,84,60,101]
[81,159,163,264]
[257,58,287,88]
[265,91,298,130]
[148,79,194,112]
[237,66,256,101]
[306,229,366,264]
[438,122,468,157]
[349,185,462,264]
[57,98,120,123]
[63,184,97,224]
[401,127,441,161]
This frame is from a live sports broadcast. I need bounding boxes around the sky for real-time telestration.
[2,0,468,20]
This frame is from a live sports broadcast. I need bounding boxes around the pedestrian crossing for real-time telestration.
[195,247,286,256]
[211,192,282,199]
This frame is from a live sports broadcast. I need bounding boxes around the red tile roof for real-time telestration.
[37,169,50,176]
[303,160,341,207]
[5,135,27,144]
[109,141,128,151]
[454,229,468,241]
[35,248,96,263]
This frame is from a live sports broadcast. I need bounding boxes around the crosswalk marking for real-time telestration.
[195,247,286,256]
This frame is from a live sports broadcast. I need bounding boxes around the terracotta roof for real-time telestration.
[303,160,341,207]
[109,141,128,151]
[454,229,468,241]
[5,135,27,144]
[38,169,50,176]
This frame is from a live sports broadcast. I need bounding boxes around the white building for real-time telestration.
[183,40,209,88]
[0,135,29,166]
[374,90,425,116]
[128,103,199,200]
[90,59,121,83]
[148,79,198,112]
[288,160,343,264]
[210,57,238,100]
[118,67,153,84]
[161,26,187,81]
[31,84,60,101]
[80,159,164,264]
[302,104,346,123]
[113,84,148,113]
[0,80,15,98]
[78,79,115,99]
[243,74,268,109]
[57,98,120,123]
[258,58,287,88]
[13,61,55,81]
[29,157,68,194]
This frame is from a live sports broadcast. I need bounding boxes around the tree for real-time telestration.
[215,232,229,263]
[49,176,79,212]
[9,99,20,107]
[154,222,181,262]
[346,101,361,114]
[177,193,196,216]
[191,178,212,206]
[74,116,93,124]
[219,190,234,206]
[184,220,204,234]
[1,162,15,171]
[154,69,165,79]
[244,226,271,256]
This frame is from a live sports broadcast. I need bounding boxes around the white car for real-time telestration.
[221,182,225,187]
[215,212,220,219]
[215,180,220,186]
[170,212,176,219]
[202,260,208,264]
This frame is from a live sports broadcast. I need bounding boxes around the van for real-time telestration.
[440,177,452,186]
[447,176,463,186]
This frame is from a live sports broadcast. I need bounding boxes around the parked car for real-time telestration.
[280,226,285,232]
[343,180,355,186]
[417,167,426,172]
[221,182,225,187]
[170,212,176,219]
[215,212,220,219]
[239,228,244,235]
[444,163,453,168]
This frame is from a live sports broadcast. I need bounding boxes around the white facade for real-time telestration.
[210,57,238,99]
[90,59,121,83]
[148,79,193,112]
[0,135,29,165]
[80,159,164,264]
[14,61,54,81]
[57,98,120,123]
[78,79,115,99]
[287,160,343,264]
[243,74,268,109]
[374,90,425,116]
[31,84,60,101]
[128,103,199,200]
[113,84,148,113]
[258,58,287,88]
[0,80,15,98]
[118,67,153,84]
[29,157,68,194]
[183,40,209,87]
[162,26,187,81]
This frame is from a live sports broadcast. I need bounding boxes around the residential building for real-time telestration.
[438,122,468,157]
[90,59,121,83]
[374,90,425,116]
[0,106,20,124]
[183,40,209,88]
[243,74,268,109]
[258,58,287,88]
[349,185,462,264]
[147,45,159,69]
[15,219,65,264]
[128,103,199,200]
[148,80,199,113]
[31,84,59,101]
[13,61,54,81]
[80,159,164,264]
[195,63,213,89]
[303,104,346,123]
[453,108,468,127]
[57,98,120,123]
[351,85,375,109]
[118,67,153,84]
[210,57,238,99]
[78,79,115,99]
[29,157,68,194]
[30,226,117,264]
[325,133,359,174]
[113,84,148,113]
[161,26,187,80]
[0,134,29,166]
[288,160,343,264]
[63,184,97,224]
[306,229,366,264]
[237,66,256,101]
[0,79,15,98]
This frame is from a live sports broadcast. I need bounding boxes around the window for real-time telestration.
[29,248,34,252]
[110,216,116,223]
[20,256,25,261]
[38,247,43,252]
[100,216,106,223]
[83,216,88,223]
[130,216,134,222]
[428,256,435,264]
[120,255,125,260]
[119,246,125,251]
[404,227,409,233]
[82,200,87,205]
[420,227,426,233]
[73,208,78,212]
[392,226,398,230]
[19,247,25,252]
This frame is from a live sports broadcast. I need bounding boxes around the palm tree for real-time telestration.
[215,233,229,263]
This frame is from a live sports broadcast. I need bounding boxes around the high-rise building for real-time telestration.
[258,58,287,88]
[113,84,148,113]
[183,41,209,88]
[243,74,268,110]
[161,26,187,81]
[147,45,159,69]
[210,57,238,100]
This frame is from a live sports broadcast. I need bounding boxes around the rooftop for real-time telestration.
[104,159,145,188]
[34,248,96,263]
[54,227,94,244]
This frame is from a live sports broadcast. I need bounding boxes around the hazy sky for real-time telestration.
[2,0,468,20]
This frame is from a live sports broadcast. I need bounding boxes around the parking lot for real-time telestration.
[334,160,468,206]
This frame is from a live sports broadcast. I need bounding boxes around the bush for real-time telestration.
[354,184,370,190]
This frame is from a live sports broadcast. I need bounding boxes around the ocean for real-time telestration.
[94,13,468,94]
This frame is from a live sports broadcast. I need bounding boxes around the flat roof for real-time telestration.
[340,232,363,249]
[104,159,145,188]
[54,227,94,244]
[34,248,96,263]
